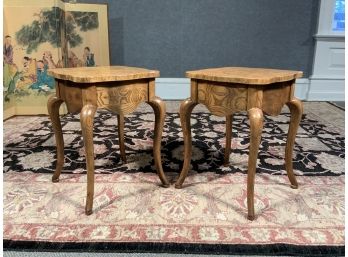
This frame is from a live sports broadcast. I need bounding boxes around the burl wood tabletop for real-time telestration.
[48,66,160,83]
[186,67,303,85]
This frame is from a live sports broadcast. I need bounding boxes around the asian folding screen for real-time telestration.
[4,0,110,118]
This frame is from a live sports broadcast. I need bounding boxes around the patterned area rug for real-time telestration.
[3,102,345,256]
[3,111,345,176]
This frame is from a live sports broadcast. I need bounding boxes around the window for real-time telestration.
[332,0,345,31]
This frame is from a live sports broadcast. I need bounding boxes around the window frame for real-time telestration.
[317,0,345,36]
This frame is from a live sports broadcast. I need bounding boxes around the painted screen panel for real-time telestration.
[3,0,110,118]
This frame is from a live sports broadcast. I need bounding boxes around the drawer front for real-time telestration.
[197,81,248,116]
[96,82,148,114]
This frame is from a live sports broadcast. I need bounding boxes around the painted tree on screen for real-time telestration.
[15,7,99,54]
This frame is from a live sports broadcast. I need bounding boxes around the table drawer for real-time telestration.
[96,82,148,114]
[197,81,248,116]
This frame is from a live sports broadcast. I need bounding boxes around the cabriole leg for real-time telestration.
[247,108,263,220]
[80,104,97,215]
[175,98,198,188]
[147,97,170,187]
[117,114,127,163]
[285,98,303,189]
[47,96,64,183]
[224,114,233,166]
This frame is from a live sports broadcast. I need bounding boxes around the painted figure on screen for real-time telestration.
[4,35,14,64]
[3,35,20,101]
[4,1,108,116]
[4,7,100,99]
[83,47,95,67]
[30,60,55,92]
[15,56,36,92]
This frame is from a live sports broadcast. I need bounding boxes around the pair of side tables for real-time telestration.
[47,66,303,220]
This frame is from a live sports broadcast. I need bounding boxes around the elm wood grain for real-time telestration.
[186,67,303,85]
[47,96,64,183]
[148,79,156,100]
[197,81,247,116]
[247,86,263,110]
[80,104,97,215]
[117,114,127,163]
[174,98,198,189]
[224,115,233,166]
[48,66,159,83]
[262,82,292,116]
[177,68,303,220]
[48,67,168,215]
[247,108,263,220]
[147,97,170,187]
[285,98,303,189]
[59,83,83,113]
[96,81,148,114]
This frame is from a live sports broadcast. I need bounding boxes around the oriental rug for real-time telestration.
[3,102,345,256]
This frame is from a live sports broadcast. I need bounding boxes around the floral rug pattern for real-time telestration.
[3,108,345,250]
[3,172,345,246]
[3,111,345,176]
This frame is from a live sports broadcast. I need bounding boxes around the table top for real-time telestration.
[186,67,303,85]
[47,66,160,83]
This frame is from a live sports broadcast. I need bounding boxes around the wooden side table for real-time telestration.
[176,67,303,220]
[47,66,169,215]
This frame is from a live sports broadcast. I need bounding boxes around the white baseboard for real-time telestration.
[155,78,190,99]
[294,78,310,100]
[307,77,345,101]
[155,78,310,100]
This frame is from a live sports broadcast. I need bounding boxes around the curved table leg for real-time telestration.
[47,96,64,183]
[175,98,198,189]
[80,104,97,215]
[117,114,127,163]
[247,108,263,220]
[224,114,233,166]
[285,98,303,189]
[147,97,170,187]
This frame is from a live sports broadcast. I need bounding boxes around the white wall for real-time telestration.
[155,78,310,100]
[308,0,345,101]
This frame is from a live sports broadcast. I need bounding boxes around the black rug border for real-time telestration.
[328,101,345,111]
[3,240,344,256]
